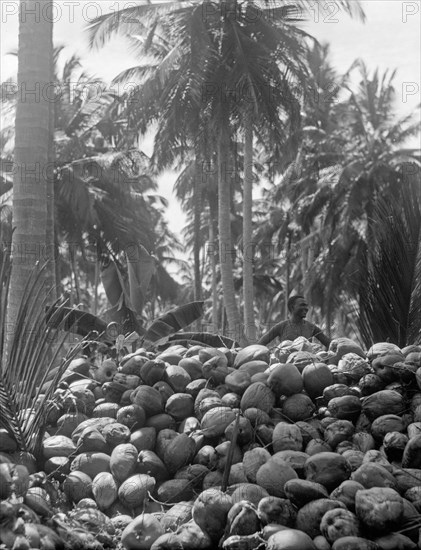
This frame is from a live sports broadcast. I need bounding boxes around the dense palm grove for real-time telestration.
[1,0,420,348]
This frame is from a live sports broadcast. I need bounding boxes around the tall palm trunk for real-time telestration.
[46,46,57,300]
[70,247,81,305]
[193,147,203,332]
[207,188,219,333]
[193,142,203,302]
[285,231,291,318]
[6,0,53,347]
[217,116,245,345]
[93,260,99,315]
[243,108,255,342]
[209,216,219,333]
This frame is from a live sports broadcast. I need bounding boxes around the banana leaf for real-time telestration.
[142,301,205,347]
[166,331,239,349]
[127,244,156,316]
[45,305,108,337]
[100,258,142,334]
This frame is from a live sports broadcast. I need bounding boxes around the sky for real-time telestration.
[1,0,420,237]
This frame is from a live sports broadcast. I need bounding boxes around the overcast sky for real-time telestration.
[1,0,420,236]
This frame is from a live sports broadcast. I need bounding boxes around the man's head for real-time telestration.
[287,295,308,319]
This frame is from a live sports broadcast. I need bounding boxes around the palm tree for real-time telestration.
[6,0,54,347]
[89,8,213,308]
[211,3,311,342]
[261,56,420,343]
[316,61,421,342]
[261,42,347,327]
[87,0,365,344]
[1,47,125,302]
[88,2,242,338]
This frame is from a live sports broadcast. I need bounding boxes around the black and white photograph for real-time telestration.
[0,1,420,549]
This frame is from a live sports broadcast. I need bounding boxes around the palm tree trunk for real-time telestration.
[217,116,245,345]
[301,235,308,295]
[285,232,291,318]
[193,148,203,332]
[93,260,99,315]
[193,148,203,302]
[55,234,61,297]
[70,247,81,305]
[243,108,255,342]
[6,0,53,348]
[46,45,57,301]
[209,217,219,333]
[208,188,219,334]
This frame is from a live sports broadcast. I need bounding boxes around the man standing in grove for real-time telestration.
[258,295,331,348]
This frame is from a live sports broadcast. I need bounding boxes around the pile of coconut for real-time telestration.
[1,337,420,550]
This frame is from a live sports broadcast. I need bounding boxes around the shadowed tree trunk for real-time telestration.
[6,0,54,349]
[243,107,256,341]
[193,144,203,303]
[285,231,292,318]
[206,185,219,333]
[46,42,57,301]
[217,113,245,345]
[209,215,219,333]
[193,144,203,332]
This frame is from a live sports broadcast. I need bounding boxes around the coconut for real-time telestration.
[110,443,139,483]
[192,488,232,542]
[92,472,118,511]
[118,474,155,509]
[355,487,404,530]
[256,457,298,498]
[243,447,271,483]
[240,382,276,414]
[121,513,164,549]
[272,423,303,453]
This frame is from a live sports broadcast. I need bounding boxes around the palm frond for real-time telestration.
[358,171,421,346]
[0,262,86,455]
[86,2,183,49]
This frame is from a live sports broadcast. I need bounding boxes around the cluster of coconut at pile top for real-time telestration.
[2,336,421,550]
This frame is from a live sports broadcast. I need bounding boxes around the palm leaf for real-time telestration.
[358,171,421,346]
[142,301,204,346]
[86,2,183,49]
[0,263,85,455]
